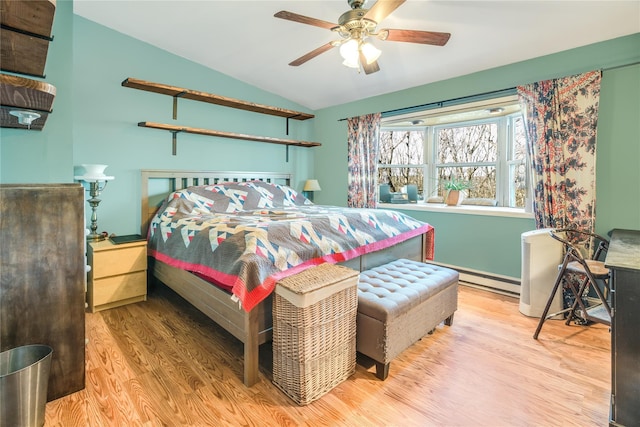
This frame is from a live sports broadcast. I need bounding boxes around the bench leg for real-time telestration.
[444,313,455,326]
[375,362,390,380]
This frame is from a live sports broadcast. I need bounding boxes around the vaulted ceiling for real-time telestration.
[74,1,640,110]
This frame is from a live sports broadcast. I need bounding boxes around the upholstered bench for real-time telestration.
[357,259,459,380]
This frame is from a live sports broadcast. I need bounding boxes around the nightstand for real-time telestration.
[87,239,147,312]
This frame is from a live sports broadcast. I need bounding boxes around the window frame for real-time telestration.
[377,95,530,213]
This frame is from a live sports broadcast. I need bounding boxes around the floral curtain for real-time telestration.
[517,70,602,232]
[347,113,381,208]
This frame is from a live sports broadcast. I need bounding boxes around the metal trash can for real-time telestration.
[0,345,53,427]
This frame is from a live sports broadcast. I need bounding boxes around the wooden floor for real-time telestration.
[45,284,611,427]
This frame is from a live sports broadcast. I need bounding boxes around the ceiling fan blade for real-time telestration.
[364,0,406,24]
[359,52,381,75]
[274,11,337,30]
[381,29,451,46]
[289,43,335,66]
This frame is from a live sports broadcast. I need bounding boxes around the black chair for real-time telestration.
[533,228,611,340]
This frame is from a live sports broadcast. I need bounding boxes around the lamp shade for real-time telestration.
[303,179,321,192]
[74,164,115,182]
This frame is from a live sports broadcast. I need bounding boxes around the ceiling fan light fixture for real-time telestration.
[339,39,359,62]
[361,40,381,64]
[9,110,41,128]
[339,38,381,69]
[342,57,360,69]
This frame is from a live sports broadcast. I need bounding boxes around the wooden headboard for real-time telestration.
[140,169,293,236]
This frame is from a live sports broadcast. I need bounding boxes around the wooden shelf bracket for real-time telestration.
[172,91,187,120]
[170,129,184,155]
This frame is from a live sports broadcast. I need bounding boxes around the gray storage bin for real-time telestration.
[0,345,53,427]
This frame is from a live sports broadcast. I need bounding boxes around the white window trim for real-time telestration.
[378,201,534,219]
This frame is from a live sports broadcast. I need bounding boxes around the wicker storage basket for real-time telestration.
[273,263,358,405]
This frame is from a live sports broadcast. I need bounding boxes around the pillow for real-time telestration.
[270,183,309,207]
[165,181,308,215]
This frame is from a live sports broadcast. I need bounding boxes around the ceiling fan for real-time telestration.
[274,0,451,75]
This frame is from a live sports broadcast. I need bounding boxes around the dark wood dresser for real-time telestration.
[606,229,640,427]
[0,184,86,401]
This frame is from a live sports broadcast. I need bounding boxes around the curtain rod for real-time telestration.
[337,87,516,121]
[337,61,640,122]
[382,87,517,118]
[602,60,640,72]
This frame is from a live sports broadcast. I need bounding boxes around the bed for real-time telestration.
[141,169,434,386]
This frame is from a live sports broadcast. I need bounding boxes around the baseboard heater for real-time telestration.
[427,262,521,297]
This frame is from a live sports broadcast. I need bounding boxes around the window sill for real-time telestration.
[379,202,534,219]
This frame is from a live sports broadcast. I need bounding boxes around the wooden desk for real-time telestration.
[606,229,640,427]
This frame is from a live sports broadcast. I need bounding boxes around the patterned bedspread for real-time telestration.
[147,181,433,311]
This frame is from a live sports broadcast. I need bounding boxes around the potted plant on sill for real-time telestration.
[443,178,471,206]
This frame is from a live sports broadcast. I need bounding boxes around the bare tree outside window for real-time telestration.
[436,123,497,199]
[438,124,497,163]
[378,130,424,194]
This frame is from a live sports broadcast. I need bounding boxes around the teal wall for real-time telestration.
[312,34,640,278]
[596,64,640,234]
[0,0,638,281]
[0,0,74,182]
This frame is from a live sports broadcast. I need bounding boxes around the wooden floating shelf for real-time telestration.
[1,74,56,111]
[0,73,56,130]
[1,0,56,77]
[1,0,56,38]
[138,121,321,156]
[122,77,314,121]
[139,121,320,147]
[0,30,51,77]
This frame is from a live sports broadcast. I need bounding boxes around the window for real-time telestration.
[378,96,528,208]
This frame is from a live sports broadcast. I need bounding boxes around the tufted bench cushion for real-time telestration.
[357,259,458,380]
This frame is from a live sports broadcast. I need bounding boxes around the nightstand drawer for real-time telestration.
[91,271,146,308]
[91,244,146,279]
